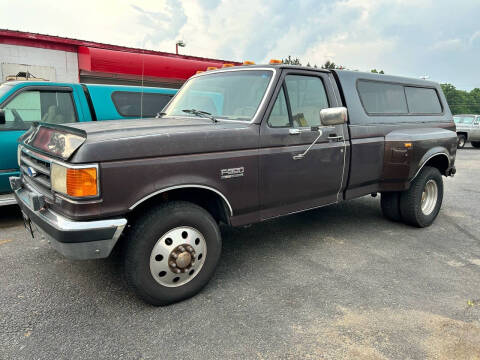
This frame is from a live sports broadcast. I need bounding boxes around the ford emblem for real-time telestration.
[27,167,38,177]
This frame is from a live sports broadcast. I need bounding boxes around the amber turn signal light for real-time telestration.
[222,63,235,68]
[195,70,204,74]
[206,66,218,70]
[269,59,282,64]
[242,60,255,65]
[66,168,98,197]
[404,142,412,148]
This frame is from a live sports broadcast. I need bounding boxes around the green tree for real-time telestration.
[441,83,480,115]
[282,55,301,65]
[371,69,385,74]
[321,60,336,69]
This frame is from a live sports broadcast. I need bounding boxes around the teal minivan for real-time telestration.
[0,81,177,205]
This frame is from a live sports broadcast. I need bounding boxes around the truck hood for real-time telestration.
[23,117,259,163]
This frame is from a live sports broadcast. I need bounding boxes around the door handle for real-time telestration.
[328,134,343,142]
[289,128,301,135]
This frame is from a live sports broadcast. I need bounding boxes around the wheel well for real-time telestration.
[457,131,468,139]
[127,187,231,225]
[422,154,450,176]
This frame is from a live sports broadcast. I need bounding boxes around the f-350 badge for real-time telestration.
[220,167,244,179]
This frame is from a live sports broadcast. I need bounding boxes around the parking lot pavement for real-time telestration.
[0,147,479,360]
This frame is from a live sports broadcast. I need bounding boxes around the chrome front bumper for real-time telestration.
[11,177,127,260]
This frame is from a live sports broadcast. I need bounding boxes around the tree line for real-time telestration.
[282,56,479,115]
[440,84,480,115]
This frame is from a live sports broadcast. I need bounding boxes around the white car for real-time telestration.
[454,114,480,148]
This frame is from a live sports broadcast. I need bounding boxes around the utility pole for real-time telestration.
[176,40,186,55]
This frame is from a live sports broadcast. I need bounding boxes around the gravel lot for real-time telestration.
[1,146,479,360]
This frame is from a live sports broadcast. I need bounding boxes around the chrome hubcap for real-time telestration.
[421,179,438,215]
[149,227,207,287]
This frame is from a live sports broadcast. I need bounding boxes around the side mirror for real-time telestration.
[320,107,348,126]
[0,109,5,125]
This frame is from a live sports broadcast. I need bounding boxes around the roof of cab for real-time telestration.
[1,80,177,93]
[194,64,441,87]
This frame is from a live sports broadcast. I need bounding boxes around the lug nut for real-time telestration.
[187,246,194,252]
[179,246,185,252]
[169,261,177,268]
[171,252,178,259]
[174,268,181,274]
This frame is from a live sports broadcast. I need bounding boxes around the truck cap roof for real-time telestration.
[194,64,440,87]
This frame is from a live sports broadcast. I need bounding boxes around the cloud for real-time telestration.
[0,0,479,89]
[429,39,464,52]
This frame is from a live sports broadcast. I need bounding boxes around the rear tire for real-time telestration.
[457,134,466,149]
[471,141,480,148]
[381,192,402,222]
[124,201,222,306]
[399,166,443,228]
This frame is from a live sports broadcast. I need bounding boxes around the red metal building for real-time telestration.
[0,29,240,88]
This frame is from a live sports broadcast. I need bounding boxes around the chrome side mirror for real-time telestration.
[0,109,5,125]
[320,107,348,126]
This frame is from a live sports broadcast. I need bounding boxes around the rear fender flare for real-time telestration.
[411,148,450,182]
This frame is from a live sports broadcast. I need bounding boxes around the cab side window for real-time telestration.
[267,75,329,128]
[1,90,77,130]
[267,87,290,127]
[285,75,329,128]
[3,91,42,129]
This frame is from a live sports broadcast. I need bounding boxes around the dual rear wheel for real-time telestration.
[381,166,443,227]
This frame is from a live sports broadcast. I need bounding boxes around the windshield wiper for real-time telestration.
[182,109,218,123]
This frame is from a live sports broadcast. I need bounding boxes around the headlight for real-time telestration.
[51,163,98,198]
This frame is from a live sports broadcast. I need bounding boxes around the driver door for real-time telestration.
[259,70,349,220]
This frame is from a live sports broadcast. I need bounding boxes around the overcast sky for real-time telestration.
[1,0,479,90]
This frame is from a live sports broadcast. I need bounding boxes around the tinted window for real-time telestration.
[1,90,76,130]
[267,87,290,127]
[405,87,442,114]
[357,80,408,114]
[285,75,329,127]
[112,92,173,117]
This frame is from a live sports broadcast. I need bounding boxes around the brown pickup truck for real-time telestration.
[11,65,457,305]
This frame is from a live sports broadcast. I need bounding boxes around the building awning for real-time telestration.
[78,46,236,83]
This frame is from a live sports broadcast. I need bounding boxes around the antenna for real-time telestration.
[141,50,145,118]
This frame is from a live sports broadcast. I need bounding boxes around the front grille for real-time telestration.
[20,148,52,193]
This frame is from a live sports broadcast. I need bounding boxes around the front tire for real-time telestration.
[399,166,443,228]
[457,134,466,149]
[124,201,222,306]
[471,141,480,148]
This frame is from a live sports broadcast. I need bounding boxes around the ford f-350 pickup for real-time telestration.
[11,64,457,305]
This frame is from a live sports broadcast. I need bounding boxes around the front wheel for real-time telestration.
[124,201,222,305]
[457,134,466,149]
[399,166,443,228]
[471,141,480,148]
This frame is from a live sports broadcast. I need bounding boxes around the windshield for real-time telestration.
[163,70,273,121]
[454,116,475,124]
